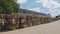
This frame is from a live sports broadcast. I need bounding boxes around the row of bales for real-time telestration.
[0,13,59,31]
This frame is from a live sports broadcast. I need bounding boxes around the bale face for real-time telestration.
[0,14,59,31]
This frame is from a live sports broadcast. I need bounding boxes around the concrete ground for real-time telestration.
[0,20,60,34]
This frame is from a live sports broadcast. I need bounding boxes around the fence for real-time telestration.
[0,13,59,31]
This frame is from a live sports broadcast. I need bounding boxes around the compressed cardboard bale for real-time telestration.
[2,19,6,25]
[26,15,30,18]
[0,14,3,18]
[50,18,52,22]
[31,19,37,26]
[31,16,34,19]
[48,18,51,23]
[6,19,15,28]
[36,19,41,25]
[37,22,40,25]
[4,18,18,30]
[22,23,28,28]
[9,14,14,19]
[0,14,1,18]
[32,16,37,19]
[0,19,6,31]
[35,18,41,25]
[0,14,5,19]
[9,14,12,18]
[27,18,35,26]
[39,18,41,24]
[40,17,44,24]
[11,14,15,18]
[18,18,28,28]
[13,14,18,18]
[0,23,2,31]
[21,19,26,23]
[45,18,48,23]
[17,13,21,18]
[4,14,12,19]
[34,19,38,25]
[39,17,43,24]
[3,14,5,18]
[20,13,27,19]
[18,18,22,29]
[12,19,16,24]
[12,13,21,18]
[47,18,50,23]
[44,17,48,23]
[27,20,32,27]
[7,14,10,18]
[26,17,33,27]
[19,21,27,28]
[28,23,32,27]
[7,19,13,23]
[23,15,33,27]
[44,17,47,24]
[0,19,5,25]
[10,19,19,30]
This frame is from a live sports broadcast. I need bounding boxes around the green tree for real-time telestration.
[0,0,19,14]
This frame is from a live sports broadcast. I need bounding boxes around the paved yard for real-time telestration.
[0,20,60,34]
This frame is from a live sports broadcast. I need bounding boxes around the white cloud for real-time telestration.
[28,8,41,12]
[36,0,60,9]
[17,0,27,3]
[36,0,60,17]
[49,9,60,17]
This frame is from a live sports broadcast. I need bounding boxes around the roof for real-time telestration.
[19,8,50,17]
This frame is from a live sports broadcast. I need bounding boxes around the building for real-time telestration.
[19,8,51,17]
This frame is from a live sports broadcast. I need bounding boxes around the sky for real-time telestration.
[17,0,60,17]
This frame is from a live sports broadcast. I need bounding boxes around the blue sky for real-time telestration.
[18,0,60,17]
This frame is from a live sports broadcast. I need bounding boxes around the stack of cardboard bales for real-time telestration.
[0,13,59,31]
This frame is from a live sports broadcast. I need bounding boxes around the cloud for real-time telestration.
[36,0,60,9]
[50,8,60,17]
[17,0,27,3]
[28,8,41,12]
[36,0,60,17]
